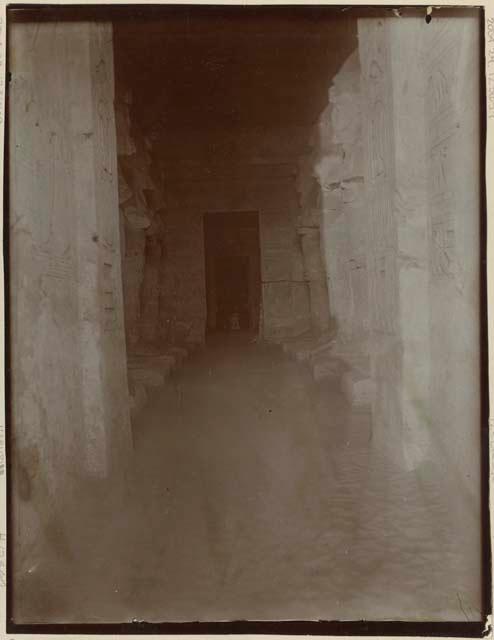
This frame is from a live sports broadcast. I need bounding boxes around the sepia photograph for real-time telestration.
[5,2,489,630]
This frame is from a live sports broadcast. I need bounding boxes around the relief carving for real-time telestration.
[431,217,456,278]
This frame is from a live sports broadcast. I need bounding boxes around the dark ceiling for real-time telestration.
[113,7,358,136]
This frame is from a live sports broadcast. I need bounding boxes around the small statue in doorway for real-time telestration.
[230,311,241,331]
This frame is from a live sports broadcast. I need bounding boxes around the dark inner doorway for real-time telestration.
[204,212,261,334]
[215,255,249,330]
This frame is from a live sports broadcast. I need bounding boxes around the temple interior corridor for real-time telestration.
[8,6,484,626]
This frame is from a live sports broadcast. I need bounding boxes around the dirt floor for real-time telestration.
[15,335,482,624]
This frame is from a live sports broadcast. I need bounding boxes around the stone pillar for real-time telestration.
[297,226,331,334]
[115,93,148,352]
[423,14,481,511]
[358,18,430,465]
[295,140,331,339]
[115,90,136,157]
[260,208,311,340]
[121,214,147,350]
[115,95,169,355]
[301,51,373,404]
[358,13,481,491]
[9,20,132,582]
[140,218,166,347]
[358,15,481,613]
[314,50,366,350]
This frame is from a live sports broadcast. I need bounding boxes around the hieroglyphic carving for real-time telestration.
[424,22,462,281]
[33,246,75,283]
[358,19,398,336]
[431,217,456,278]
[421,14,482,505]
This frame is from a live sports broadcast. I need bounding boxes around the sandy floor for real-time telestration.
[15,336,482,623]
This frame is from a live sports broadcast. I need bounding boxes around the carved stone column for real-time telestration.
[9,20,132,595]
[356,19,482,610]
[116,105,167,355]
[295,140,331,339]
[297,225,330,335]
[139,216,166,348]
[358,14,481,493]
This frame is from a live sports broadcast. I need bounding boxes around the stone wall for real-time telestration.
[424,15,481,509]
[204,213,261,333]
[115,92,171,353]
[261,207,310,340]
[162,137,312,342]
[315,51,366,347]
[292,50,371,404]
[295,14,481,508]
[9,21,131,578]
[358,14,481,506]
[159,210,206,345]
[116,117,310,348]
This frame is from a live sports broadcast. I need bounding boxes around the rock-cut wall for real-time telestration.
[358,14,481,505]
[294,50,372,405]
[115,92,170,354]
[9,21,132,585]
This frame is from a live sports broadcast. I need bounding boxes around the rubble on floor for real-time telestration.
[280,331,373,411]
